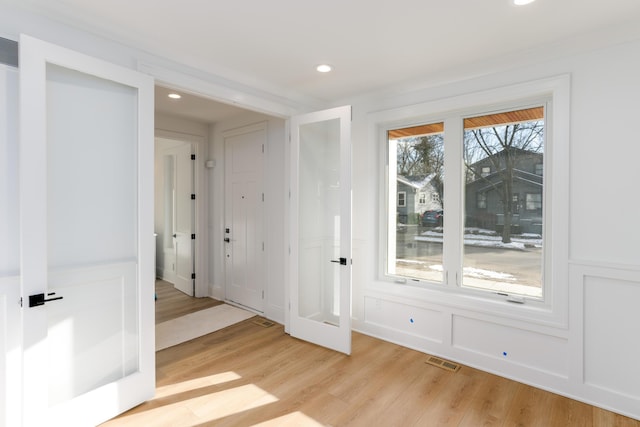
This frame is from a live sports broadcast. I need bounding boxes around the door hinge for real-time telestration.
[262,193,264,202]
[191,154,196,160]
[262,242,265,251]
[191,273,196,279]
[191,234,196,240]
[262,290,264,299]
[19,297,23,307]
[262,144,264,153]
[191,194,196,200]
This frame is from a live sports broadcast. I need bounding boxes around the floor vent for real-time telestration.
[253,318,275,328]
[425,356,461,372]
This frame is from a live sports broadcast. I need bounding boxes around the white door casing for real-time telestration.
[289,106,352,355]
[19,34,155,427]
[224,122,266,312]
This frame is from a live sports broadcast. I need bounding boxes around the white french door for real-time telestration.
[289,106,352,355]
[19,35,155,426]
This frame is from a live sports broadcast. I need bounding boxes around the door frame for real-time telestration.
[155,129,208,297]
[138,61,347,335]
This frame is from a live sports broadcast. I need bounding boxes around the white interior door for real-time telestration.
[289,106,352,355]
[19,35,155,427]
[224,123,266,312]
[169,143,195,296]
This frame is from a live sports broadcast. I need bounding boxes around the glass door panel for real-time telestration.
[290,106,351,355]
[298,118,341,325]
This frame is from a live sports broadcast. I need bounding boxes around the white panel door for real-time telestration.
[169,143,195,296]
[289,106,352,355]
[19,35,155,427]
[224,123,266,312]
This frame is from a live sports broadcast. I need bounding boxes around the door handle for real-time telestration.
[173,234,177,238]
[28,292,63,308]
[224,238,230,243]
[330,257,348,265]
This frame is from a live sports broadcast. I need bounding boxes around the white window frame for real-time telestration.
[526,192,542,210]
[373,75,570,328]
[397,191,407,207]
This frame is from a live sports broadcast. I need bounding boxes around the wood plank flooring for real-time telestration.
[104,314,640,427]
[155,279,223,324]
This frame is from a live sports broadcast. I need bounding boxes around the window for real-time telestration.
[397,191,406,207]
[477,193,487,209]
[386,106,545,298]
[535,163,543,175]
[463,107,544,297]
[380,75,569,324]
[526,193,542,210]
[387,122,444,282]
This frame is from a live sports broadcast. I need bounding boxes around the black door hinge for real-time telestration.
[191,154,196,160]
[191,194,196,200]
[191,234,196,240]
[191,273,196,279]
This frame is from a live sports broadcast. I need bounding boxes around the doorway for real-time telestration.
[155,137,195,296]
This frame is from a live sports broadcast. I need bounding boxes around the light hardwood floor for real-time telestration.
[155,279,223,324]
[103,306,640,427]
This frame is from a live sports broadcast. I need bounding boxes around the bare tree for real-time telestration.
[396,134,445,201]
[464,121,543,243]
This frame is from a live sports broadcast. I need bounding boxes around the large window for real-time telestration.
[387,122,444,283]
[386,106,546,299]
[463,107,544,297]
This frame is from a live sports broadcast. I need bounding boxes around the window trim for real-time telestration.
[373,75,570,328]
[397,191,407,207]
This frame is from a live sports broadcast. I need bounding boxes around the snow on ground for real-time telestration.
[415,227,542,250]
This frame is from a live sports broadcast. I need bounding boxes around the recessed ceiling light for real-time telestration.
[514,0,535,5]
[316,64,332,73]
[168,93,182,99]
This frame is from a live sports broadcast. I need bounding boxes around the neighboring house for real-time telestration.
[465,148,543,234]
[396,175,441,224]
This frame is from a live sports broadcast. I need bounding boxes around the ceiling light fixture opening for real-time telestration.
[316,64,332,73]
[168,93,182,99]
[513,0,535,5]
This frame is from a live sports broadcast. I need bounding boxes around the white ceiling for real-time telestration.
[8,0,640,122]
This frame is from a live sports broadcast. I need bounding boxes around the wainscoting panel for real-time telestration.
[364,296,443,343]
[583,273,640,399]
[452,314,568,377]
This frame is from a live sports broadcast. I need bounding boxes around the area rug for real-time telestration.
[156,304,255,351]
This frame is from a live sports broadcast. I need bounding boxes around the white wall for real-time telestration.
[208,111,287,323]
[345,38,640,420]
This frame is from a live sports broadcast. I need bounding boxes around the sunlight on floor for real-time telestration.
[106,372,279,426]
[154,371,241,398]
[251,411,326,426]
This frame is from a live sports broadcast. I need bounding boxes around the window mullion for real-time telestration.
[442,117,463,288]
